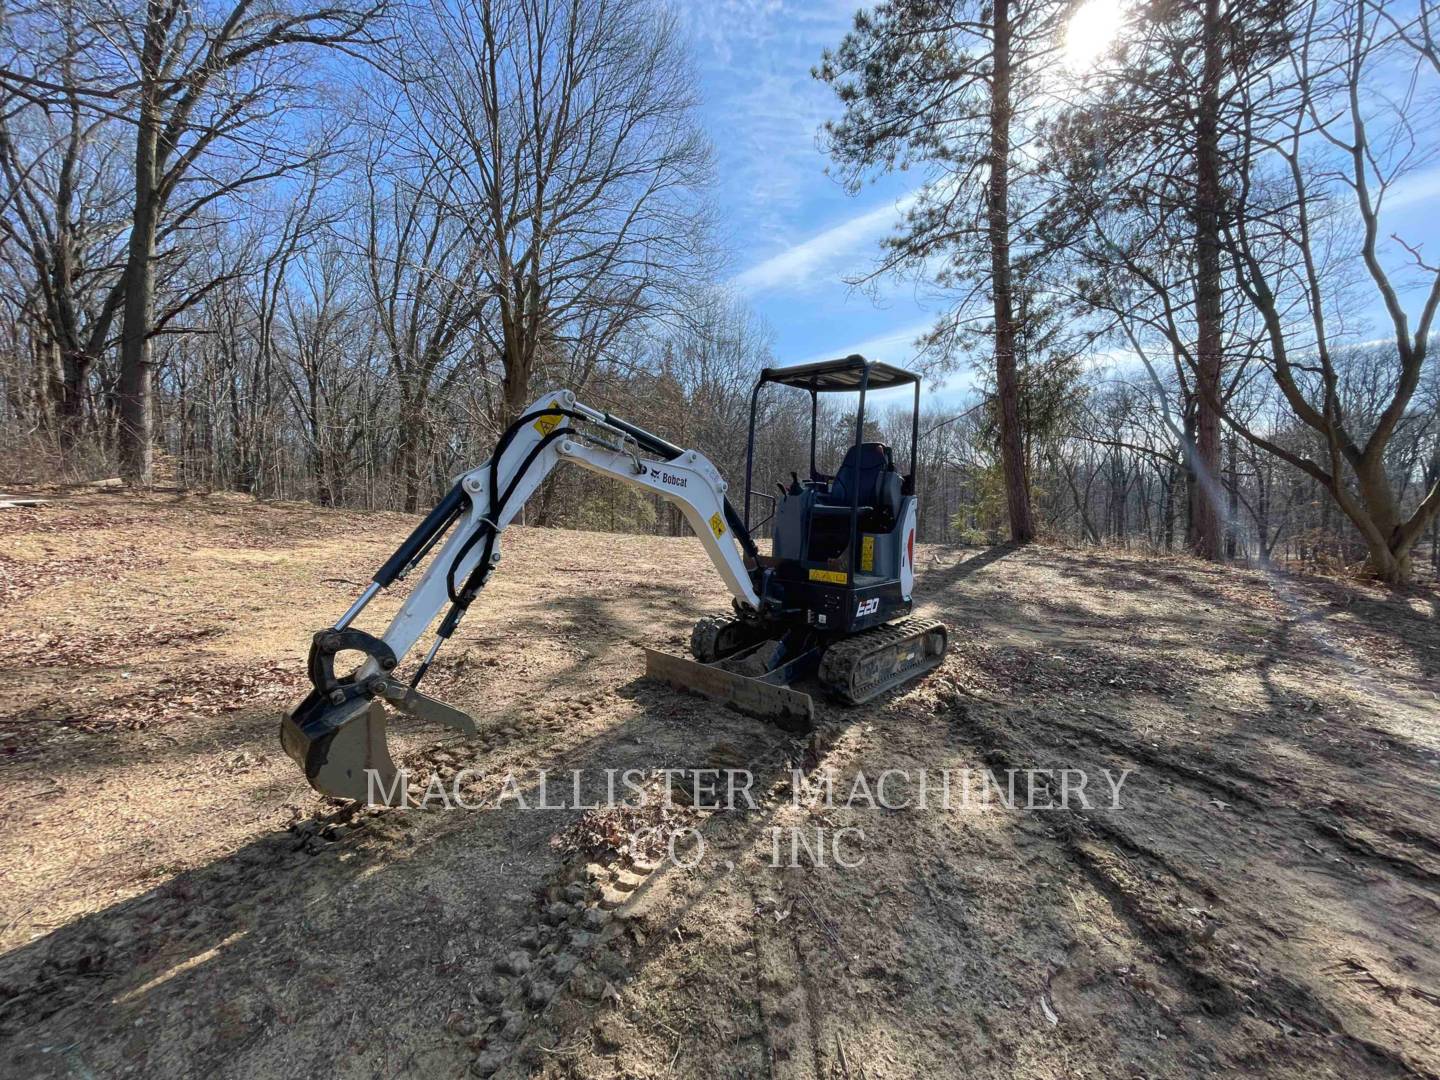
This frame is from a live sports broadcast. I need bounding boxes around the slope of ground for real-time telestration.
[0,491,1436,1079]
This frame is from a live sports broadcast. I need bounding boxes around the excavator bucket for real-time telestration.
[642,648,815,732]
[280,694,401,803]
[281,678,477,802]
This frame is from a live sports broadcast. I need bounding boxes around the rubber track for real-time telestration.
[818,617,948,704]
[690,614,763,663]
[690,615,733,662]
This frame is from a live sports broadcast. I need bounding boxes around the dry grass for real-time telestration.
[0,491,1436,1079]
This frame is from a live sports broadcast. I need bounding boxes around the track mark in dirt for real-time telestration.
[1303,816,1440,888]
[1029,707,1275,808]
[1323,957,1440,1010]
[743,731,853,1080]
[367,719,810,1077]
[949,700,1238,1011]
[750,883,825,1079]
[460,851,638,1077]
[1324,798,1440,860]
[492,724,857,1079]
[951,695,1440,1080]
[968,698,1440,897]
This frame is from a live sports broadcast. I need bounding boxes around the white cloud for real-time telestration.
[1383,165,1440,212]
[796,317,936,366]
[671,0,859,250]
[731,194,916,294]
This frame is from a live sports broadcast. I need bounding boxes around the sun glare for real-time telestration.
[1064,0,1124,71]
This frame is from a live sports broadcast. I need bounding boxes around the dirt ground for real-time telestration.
[0,490,1437,1079]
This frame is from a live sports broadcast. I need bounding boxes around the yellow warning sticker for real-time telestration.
[861,535,875,572]
[809,568,848,584]
[709,512,726,538]
[533,401,563,436]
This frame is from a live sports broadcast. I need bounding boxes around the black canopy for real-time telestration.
[758,354,919,393]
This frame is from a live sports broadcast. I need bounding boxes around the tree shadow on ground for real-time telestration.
[923,543,1019,593]
[0,675,810,1078]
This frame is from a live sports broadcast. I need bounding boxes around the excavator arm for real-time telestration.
[280,389,764,801]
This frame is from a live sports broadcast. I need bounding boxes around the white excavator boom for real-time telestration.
[358,390,758,676]
[280,390,766,800]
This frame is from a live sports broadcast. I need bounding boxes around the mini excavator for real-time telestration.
[281,355,948,800]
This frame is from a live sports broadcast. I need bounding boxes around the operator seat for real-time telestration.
[815,442,903,533]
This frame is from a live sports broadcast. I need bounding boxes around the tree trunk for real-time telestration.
[1349,457,1433,584]
[116,4,164,487]
[1224,432,1239,558]
[397,412,423,514]
[38,336,65,433]
[989,0,1035,544]
[1257,459,1272,560]
[117,220,156,485]
[1182,402,1199,548]
[1191,0,1225,561]
[499,309,533,429]
[57,348,92,444]
[1163,460,1177,550]
[1359,531,1411,583]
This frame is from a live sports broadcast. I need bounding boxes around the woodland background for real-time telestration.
[0,0,1436,581]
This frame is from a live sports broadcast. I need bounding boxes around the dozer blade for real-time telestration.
[280,694,402,803]
[643,648,815,731]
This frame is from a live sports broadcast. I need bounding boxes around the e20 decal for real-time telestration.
[856,598,880,617]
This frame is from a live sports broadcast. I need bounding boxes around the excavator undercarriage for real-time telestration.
[644,612,947,730]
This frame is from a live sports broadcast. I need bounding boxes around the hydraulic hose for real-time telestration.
[409,407,596,687]
[443,406,596,603]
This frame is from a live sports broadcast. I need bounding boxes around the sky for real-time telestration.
[672,0,1440,413]
[670,0,956,404]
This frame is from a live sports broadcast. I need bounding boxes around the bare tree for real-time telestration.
[351,135,492,511]
[1219,0,1440,581]
[398,0,713,428]
[0,0,129,443]
[275,237,379,506]
[0,0,387,484]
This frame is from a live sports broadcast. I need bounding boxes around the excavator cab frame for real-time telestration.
[741,355,922,636]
